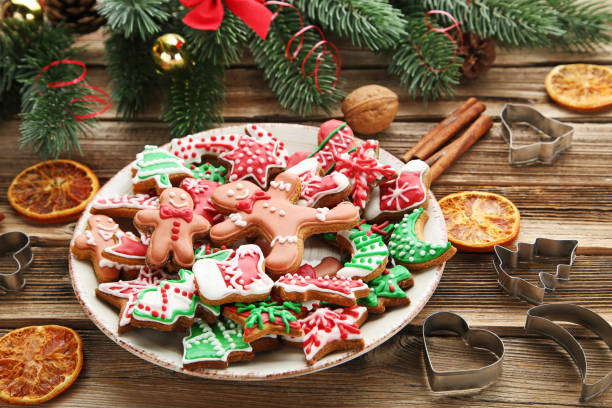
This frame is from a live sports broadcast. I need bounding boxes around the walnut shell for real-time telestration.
[341,85,399,135]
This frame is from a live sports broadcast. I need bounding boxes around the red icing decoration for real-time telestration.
[296,264,317,279]
[378,169,426,212]
[235,191,271,213]
[302,308,361,355]
[286,151,310,167]
[276,274,368,296]
[159,204,194,223]
[180,178,223,225]
[313,120,355,172]
[105,233,148,259]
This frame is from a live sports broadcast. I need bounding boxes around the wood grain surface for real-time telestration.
[0,28,611,407]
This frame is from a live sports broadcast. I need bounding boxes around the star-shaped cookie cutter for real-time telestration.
[500,104,574,165]
[493,238,578,305]
[525,304,612,402]
[0,232,32,292]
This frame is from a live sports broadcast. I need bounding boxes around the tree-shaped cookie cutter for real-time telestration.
[500,104,574,165]
[493,238,578,305]
[0,232,32,292]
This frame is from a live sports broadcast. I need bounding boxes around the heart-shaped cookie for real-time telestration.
[0,232,33,292]
[423,312,505,391]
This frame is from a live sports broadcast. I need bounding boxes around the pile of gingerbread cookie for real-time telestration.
[71,121,456,369]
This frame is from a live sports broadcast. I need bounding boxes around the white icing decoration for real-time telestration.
[229,213,247,227]
[92,194,159,211]
[270,180,292,192]
[270,235,298,247]
[316,207,330,222]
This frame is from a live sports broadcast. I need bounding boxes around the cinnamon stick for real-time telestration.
[403,97,479,162]
[429,114,493,182]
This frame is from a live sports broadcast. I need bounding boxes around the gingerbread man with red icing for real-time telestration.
[210,171,360,279]
[134,188,210,269]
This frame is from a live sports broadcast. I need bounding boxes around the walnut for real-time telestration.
[341,85,399,135]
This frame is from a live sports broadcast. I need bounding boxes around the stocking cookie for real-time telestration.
[364,160,431,223]
[334,140,397,210]
[327,221,394,282]
[310,120,356,173]
[194,244,235,262]
[72,214,141,282]
[209,171,360,278]
[180,177,223,225]
[130,268,220,331]
[286,158,351,208]
[96,266,169,333]
[132,145,193,194]
[194,244,273,305]
[357,265,414,313]
[91,193,159,218]
[134,188,211,269]
[388,207,456,270]
[273,274,369,307]
[223,297,304,343]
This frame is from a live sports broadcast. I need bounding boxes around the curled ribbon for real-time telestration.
[35,60,112,119]
[265,1,341,93]
[415,10,464,74]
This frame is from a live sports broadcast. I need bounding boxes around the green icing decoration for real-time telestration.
[307,121,346,158]
[358,265,412,307]
[190,162,227,183]
[194,245,234,262]
[133,145,193,189]
[387,208,451,264]
[235,297,302,334]
[183,317,251,364]
[133,268,220,325]
[339,221,394,275]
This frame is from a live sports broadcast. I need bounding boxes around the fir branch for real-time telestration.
[547,0,612,51]
[182,10,249,66]
[19,85,95,159]
[389,11,461,101]
[105,33,158,120]
[161,63,225,138]
[249,8,344,117]
[97,0,171,41]
[295,0,407,52]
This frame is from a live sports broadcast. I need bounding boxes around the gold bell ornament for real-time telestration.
[0,0,43,27]
[151,33,192,74]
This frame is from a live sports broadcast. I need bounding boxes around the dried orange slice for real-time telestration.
[438,191,520,252]
[545,64,612,112]
[8,160,99,223]
[0,325,83,405]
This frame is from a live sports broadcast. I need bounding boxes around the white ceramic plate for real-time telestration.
[69,123,448,380]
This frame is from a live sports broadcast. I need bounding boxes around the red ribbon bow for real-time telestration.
[236,191,271,213]
[159,204,194,223]
[180,0,273,40]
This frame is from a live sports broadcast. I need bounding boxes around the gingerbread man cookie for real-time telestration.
[71,215,142,282]
[134,188,211,269]
[209,171,360,278]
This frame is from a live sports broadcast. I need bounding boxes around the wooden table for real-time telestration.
[0,31,611,407]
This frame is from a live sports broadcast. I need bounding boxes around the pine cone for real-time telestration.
[45,0,105,34]
[457,32,496,79]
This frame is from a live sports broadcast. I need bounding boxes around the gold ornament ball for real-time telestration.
[0,0,43,26]
[152,34,191,74]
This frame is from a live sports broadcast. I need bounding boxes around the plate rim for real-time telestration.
[69,123,446,380]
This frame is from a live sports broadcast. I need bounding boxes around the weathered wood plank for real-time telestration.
[0,326,609,407]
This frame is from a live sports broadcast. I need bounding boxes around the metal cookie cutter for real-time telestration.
[0,232,33,292]
[493,238,578,305]
[423,312,505,392]
[525,304,612,402]
[500,103,574,165]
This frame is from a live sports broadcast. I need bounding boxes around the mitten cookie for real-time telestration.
[96,266,169,333]
[312,120,356,173]
[132,145,193,194]
[364,160,431,223]
[134,187,211,269]
[91,193,159,218]
[130,268,220,332]
[334,140,397,210]
[194,244,273,305]
[71,214,143,282]
[209,171,360,278]
[285,158,351,208]
[388,208,456,270]
[357,265,414,313]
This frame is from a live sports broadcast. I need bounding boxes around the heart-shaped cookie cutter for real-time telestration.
[525,304,612,402]
[500,104,574,165]
[0,231,32,292]
[423,312,505,391]
[493,238,578,305]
